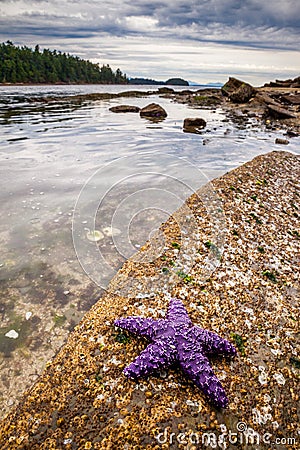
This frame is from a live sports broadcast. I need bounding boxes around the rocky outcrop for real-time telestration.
[280,94,300,105]
[1,152,299,449]
[183,117,206,133]
[139,103,167,118]
[221,77,255,103]
[230,83,256,103]
[192,93,222,107]
[158,87,174,94]
[264,76,300,88]
[221,77,244,96]
[176,90,193,96]
[267,104,296,119]
[109,105,140,113]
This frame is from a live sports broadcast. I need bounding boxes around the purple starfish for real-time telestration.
[114,298,236,408]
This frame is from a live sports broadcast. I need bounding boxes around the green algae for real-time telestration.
[115,331,131,344]
[53,314,67,327]
[290,357,300,369]
[262,270,277,283]
[230,332,246,356]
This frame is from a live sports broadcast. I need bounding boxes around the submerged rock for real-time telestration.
[86,229,104,242]
[5,330,19,339]
[109,105,140,113]
[140,103,168,118]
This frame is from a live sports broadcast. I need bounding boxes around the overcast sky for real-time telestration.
[0,0,299,84]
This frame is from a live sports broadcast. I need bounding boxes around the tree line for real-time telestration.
[0,41,128,84]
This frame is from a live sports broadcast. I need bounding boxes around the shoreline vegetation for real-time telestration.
[0,41,128,84]
[0,41,189,86]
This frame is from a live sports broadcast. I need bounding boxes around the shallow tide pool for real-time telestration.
[0,84,299,417]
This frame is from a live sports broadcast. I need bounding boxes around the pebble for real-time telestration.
[275,138,289,145]
[5,330,19,339]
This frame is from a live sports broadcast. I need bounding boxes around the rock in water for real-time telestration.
[275,138,289,145]
[183,117,206,133]
[109,105,140,113]
[140,103,167,118]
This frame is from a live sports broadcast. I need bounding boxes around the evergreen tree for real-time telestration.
[0,42,128,84]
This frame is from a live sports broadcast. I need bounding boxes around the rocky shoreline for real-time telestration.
[1,151,299,449]
[10,75,300,136]
[166,76,300,137]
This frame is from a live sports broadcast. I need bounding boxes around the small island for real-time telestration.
[165,78,189,86]
[129,77,189,86]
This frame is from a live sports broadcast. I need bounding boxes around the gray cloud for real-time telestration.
[0,0,299,83]
[1,0,299,48]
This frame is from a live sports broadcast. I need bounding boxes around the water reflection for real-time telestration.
[0,85,299,417]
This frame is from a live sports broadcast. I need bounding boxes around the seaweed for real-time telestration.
[230,332,246,356]
[290,357,300,369]
[115,331,131,344]
[262,270,277,283]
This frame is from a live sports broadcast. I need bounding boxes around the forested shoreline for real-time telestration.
[0,41,128,84]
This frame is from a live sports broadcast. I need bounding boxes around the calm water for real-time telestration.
[0,84,299,416]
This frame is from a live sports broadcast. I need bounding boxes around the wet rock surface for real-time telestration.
[229,83,256,104]
[9,76,300,134]
[183,117,207,133]
[109,105,140,113]
[221,77,254,101]
[275,137,289,145]
[264,76,300,88]
[139,103,168,119]
[266,103,296,120]
[1,151,299,449]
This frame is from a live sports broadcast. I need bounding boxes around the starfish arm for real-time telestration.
[178,352,229,408]
[167,298,192,326]
[193,328,236,356]
[114,317,160,340]
[123,339,177,380]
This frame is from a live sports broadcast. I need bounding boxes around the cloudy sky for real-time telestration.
[0,0,299,84]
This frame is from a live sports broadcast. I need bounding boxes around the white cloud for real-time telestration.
[0,0,299,84]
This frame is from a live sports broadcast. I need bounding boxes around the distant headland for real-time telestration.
[0,41,189,86]
[129,77,189,86]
